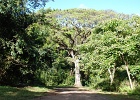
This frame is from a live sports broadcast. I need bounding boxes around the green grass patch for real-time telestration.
[0,86,50,100]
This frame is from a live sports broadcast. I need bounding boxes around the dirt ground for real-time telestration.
[33,87,136,100]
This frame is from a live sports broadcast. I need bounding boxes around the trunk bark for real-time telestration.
[108,67,115,85]
[125,64,133,89]
[121,55,133,89]
[70,50,82,87]
[74,59,82,87]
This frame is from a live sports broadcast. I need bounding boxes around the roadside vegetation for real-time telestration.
[0,0,140,100]
[0,86,50,100]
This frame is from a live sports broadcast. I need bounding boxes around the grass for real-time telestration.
[0,86,50,100]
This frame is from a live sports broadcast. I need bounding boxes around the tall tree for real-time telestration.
[45,8,122,87]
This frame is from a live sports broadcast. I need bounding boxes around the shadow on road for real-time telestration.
[33,87,137,100]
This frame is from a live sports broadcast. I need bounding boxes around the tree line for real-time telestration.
[0,0,140,92]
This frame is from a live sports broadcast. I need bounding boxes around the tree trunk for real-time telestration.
[74,59,82,87]
[70,50,82,87]
[121,55,133,89]
[125,64,133,89]
[108,67,115,85]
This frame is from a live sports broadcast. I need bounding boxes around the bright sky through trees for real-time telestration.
[45,0,140,15]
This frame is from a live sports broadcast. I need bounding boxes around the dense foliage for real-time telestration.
[0,0,54,85]
[0,1,140,94]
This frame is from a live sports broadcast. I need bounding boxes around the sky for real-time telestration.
[45,0,140,15]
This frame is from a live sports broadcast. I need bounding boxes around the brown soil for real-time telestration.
[33,87,136,100]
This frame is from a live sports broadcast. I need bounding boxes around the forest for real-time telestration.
[0,0,140,95]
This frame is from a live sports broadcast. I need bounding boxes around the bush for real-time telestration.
[61,75,74,86]
[118,79,132,92]
[36,68,74,86]
[119,86,131,93]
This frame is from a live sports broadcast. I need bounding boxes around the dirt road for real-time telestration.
[33,87,136,100]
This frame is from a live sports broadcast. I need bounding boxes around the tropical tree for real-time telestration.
[44,8,124,87]
[82,18,140,89]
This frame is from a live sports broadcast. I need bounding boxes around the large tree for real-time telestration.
[45,8,122,87]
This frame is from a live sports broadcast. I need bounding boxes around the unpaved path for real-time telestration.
[33,87,136,100]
